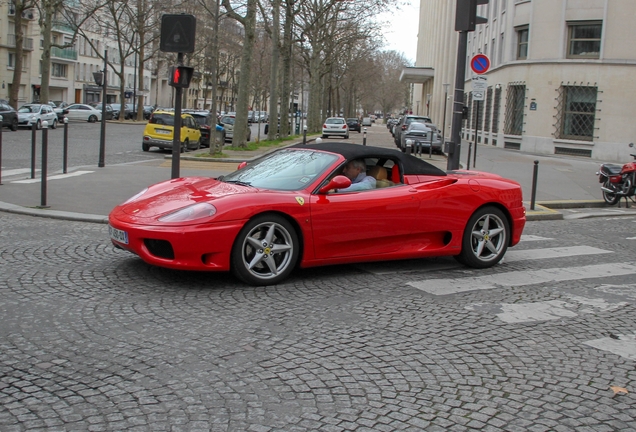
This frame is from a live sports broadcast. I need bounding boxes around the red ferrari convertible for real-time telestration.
[108,143,526,285]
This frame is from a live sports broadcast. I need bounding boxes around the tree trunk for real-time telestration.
[267,0,279,141]
[9,1,27,108]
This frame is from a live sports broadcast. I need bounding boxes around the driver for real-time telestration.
[335,159,376,192]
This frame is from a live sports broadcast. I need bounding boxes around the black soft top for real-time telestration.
[290,142,447,176]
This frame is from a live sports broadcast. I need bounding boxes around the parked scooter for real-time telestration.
[597,143,636,206]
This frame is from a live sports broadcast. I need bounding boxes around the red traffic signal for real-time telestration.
[169,65,194,88]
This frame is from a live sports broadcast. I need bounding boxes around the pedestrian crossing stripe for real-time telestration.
[11,170,94,184]
[519,235,554,241]
[504,246,612,263]
[407,262,636,295]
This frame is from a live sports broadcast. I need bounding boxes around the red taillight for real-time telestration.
[323,124,327,128]
[401,125,407,130]
[342,125,347,129]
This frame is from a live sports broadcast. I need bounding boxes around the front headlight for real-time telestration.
[30,115,37,120]
[123,187,148,204]
[405,139,413,146]
[158,202,217,222]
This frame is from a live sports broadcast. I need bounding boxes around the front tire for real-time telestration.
[88,115,98,123]
[602,179,620,205]
[456,206,509,268]
[11,118,18,131]
[231,214,299,286]
[51,119,58,129]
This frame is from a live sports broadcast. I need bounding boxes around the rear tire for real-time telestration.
[456,206,509,268]
[11,118,18,131]
[602,179,620,205]
[51,119,58,129]
[142,143,150,152]
[88,115,97,123]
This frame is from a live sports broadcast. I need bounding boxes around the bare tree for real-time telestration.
[222,0,257,147]
[8,0,36,108]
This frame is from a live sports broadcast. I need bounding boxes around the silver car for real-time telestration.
[402,122,442,154]
[17,104,58,129]
[321,117,349,139]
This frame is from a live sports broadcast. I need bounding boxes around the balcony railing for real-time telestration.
[7,34,34,50]
[51,46,78,60]
[52,20,76,33]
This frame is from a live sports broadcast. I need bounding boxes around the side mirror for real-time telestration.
[319,175,351,194]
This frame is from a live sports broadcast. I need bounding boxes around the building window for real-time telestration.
[484,87,493,132]
[516,27,528,60]
[492,85,502,134]
[554,85,597,141]
[8,52,16,68]
[567,21,602,59]
[51,63,67,78]
[504,83,525,136]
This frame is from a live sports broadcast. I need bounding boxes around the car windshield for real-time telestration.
[347,118,357,122]
[326,118,344,125]
[150,113,175,126]
[221,116,235,125]
[18,105,39,113]
[222,149,339,191]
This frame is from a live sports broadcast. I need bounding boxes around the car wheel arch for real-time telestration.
[455,203,512,268]
[232,211,305,260]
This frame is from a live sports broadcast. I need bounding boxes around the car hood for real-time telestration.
[116,177,254,220]
[17,112,37,119]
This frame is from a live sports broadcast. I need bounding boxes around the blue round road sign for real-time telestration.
[471,54,490,74]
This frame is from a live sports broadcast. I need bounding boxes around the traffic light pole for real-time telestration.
[171,52,184,179]
[447,30,469,171]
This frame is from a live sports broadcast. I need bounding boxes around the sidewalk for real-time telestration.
[0,138,630,223]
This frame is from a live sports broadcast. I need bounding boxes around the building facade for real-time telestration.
[0,2,153,107]
[412,0,636,162]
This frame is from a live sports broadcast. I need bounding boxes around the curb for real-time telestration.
[0,201,108,224]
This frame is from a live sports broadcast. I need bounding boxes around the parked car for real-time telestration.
[402,122,442,154]
[346,118,361,133]
[64,104,102,123]
[361,117,372,127]
[107,142,526,286]
[218,114,251,142]
[142,110,202,152]
[88,102,115,120]
[17,103,58,129]
[394,115,434,149]
[110,103,133,120]
[386,118,398,130]
[322,117,349,139]
[188,110,215,147]
[0,101,19,131]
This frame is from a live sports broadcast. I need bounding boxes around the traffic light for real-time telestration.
[462,106,469,120]
[169,65,194,88]
[455,0,488,32]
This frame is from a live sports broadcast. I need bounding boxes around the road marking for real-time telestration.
[584,335,636,360]
[520,235,554,241]
[407,262,636,295]
[11,170,94,184]
[1,168,38,177]
[504,246,612,262]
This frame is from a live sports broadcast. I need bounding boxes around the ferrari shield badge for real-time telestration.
[295,197,305,206]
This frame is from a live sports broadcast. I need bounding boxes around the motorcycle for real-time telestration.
[597,143,636,206]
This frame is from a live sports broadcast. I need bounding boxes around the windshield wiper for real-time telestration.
[223,180,253,187]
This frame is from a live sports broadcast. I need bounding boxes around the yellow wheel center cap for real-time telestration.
[483,234,489,241]
[264,247,271,255]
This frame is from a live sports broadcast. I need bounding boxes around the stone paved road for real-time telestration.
[1,213,636,431]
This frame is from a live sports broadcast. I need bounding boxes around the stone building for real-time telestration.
[407,0,636,162]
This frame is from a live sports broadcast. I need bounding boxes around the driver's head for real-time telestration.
[342,159,366,181]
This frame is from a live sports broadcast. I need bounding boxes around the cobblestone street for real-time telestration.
[1,213,635,431]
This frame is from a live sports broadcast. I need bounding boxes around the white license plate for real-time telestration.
[156,129,170,135]
[109,225,129,244]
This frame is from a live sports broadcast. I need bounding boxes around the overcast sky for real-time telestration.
[378,1,420,64]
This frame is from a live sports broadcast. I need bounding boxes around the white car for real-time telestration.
[361,117,372,127]
[17,104,58,129]
[322,117,349,139]
[65,103,102,123]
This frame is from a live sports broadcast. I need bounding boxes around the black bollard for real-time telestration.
[31,122,37,178]
[63,117,69,173]
[429,132,433,159]
[302,125,307,145]
[363,128,367,146]
[466,142,472,170]
[530,160,539,210]
[39,121,49,208]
